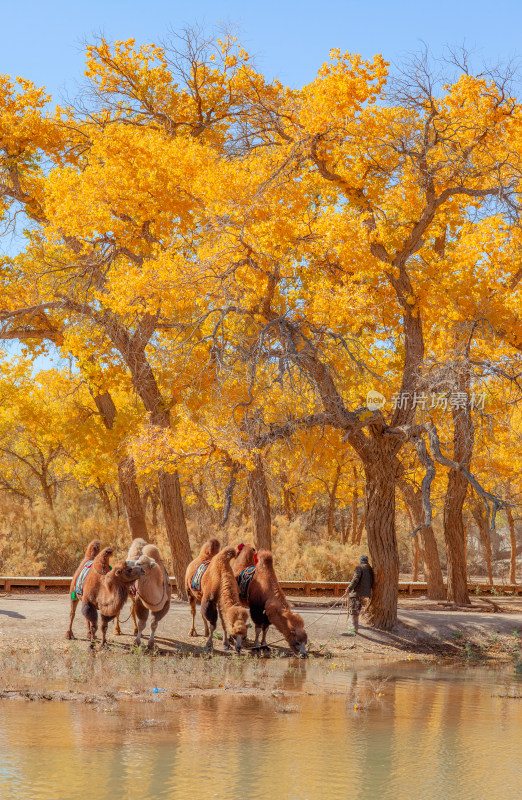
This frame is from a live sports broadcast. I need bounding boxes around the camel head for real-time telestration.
[235,544,257,569]
[132,554,157,574]
[227,606,249,653]
[286,611,308,658]
[112,560,146,584]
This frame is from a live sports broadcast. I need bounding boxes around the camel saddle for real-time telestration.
[237,565,256,601]
[191,560,211,592]
[71,560,94,600]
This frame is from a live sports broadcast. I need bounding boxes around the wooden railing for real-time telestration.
[0,576,520,596]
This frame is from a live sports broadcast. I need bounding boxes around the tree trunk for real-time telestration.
[102,320,193,593]
[118,456,149,541]
[399,480,446,600]
[444,470,472,604]
[158,470,192,599]
[404,504,419,581]
[443,375,474,605]
[356,513,366,546]
[471,501,494,585]
[360,451,399,630]
[412,534,420,582]
[222,463,238,527]
[39,472,54,509]
[247,454,272,550]
[96,483,113,517]
[350,468,359,544]
[327,463,341,539]
[150,488,160,528]
[340,510,346,545]
[280,472,292,521]
[506,504,518,585]
[93,390,149,540]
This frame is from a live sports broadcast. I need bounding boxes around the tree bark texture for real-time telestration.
[118,456,149,541]
[360,449,399,630]
[247,454,272,550]
[158,469,192,599]
[94,390,149,542]
[471,500,494,585]
[443,390,474,605]
[350,467,359,544]
[399,480,446,599]
[506,504,517,585]
[327,463,342,539]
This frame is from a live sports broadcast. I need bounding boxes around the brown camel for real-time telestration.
[65,538,101,640]
[80,546,145,646]
[234,546,307,657]
[200,545,248,653]
[185,538,220,637]
[132,544,172,648]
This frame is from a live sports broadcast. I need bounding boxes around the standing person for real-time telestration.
[347,555,374,633]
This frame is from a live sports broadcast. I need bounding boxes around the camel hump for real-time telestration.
[257,550,273,568]
[94,546,114,571]
[142,544,161,563]
[200,538,221,559]
[127,537,148,561]
[84,539,101,560]
[218,545,237,563]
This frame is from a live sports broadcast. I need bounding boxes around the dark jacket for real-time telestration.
[348,563,374,598]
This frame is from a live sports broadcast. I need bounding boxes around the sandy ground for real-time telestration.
[1,592,522,658]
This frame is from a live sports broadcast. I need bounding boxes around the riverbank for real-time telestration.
[1,594,521,703]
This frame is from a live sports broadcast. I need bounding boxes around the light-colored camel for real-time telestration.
[114,537,149,635]
[185,538,220,637]
[200,546,248,653]
[234,546,307,657]
[132,544,172,648]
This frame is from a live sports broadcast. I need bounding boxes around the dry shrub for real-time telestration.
[0,494,130,575]
[1,492,366,582]
[271,515,364,580]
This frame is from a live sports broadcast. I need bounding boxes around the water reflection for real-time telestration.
[1,665,521,800]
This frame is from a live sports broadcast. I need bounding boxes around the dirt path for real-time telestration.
[1,593,522,658]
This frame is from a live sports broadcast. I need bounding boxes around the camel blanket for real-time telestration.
[72,560,93,600]
[237,566,256,601]
[191,560,210,592]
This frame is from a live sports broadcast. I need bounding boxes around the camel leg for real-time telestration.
[100,615,112,647]
[201,597,217,652]
[148,598,170,649]
[114,611,122,636]
[65,597,79,640]
[131,597,138,636]
[200,605,210,637]
[251,604,270,650]
[260,625,270,648]
[82,603,98,644]
[218,608,232,650]
[134,596,149,647]
[188,594,198,636]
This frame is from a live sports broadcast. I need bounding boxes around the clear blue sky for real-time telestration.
[2,0,522,96]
